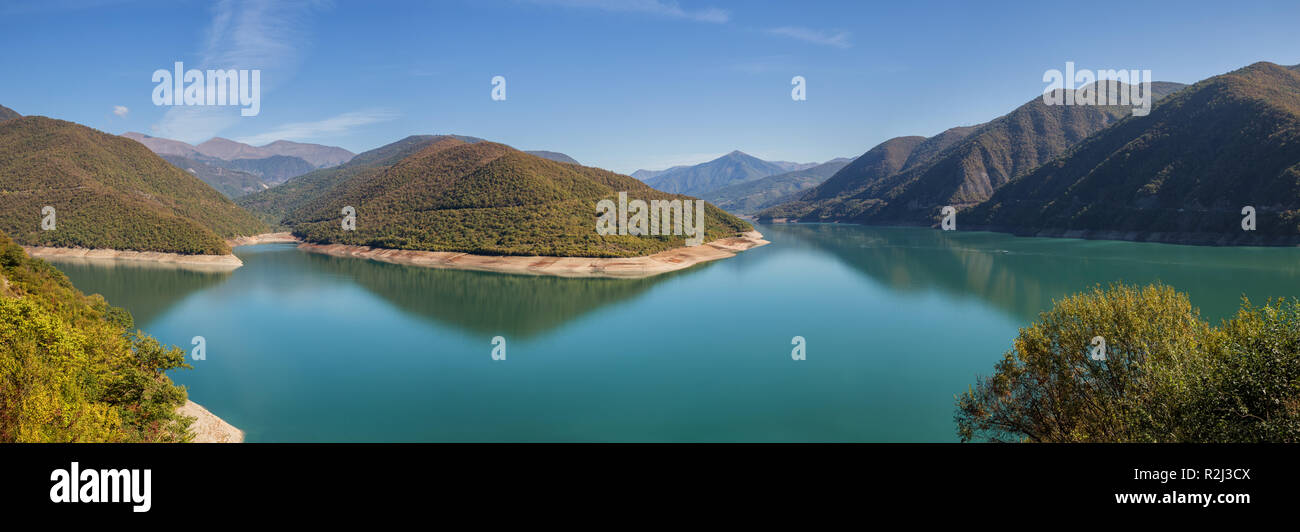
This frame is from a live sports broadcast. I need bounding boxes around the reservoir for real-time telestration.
[52,224,1300,442]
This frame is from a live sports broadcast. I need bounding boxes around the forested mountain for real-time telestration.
[761,133,965,219]
[640,151,801,196]
[702,157,852,215]
[760,81,1187,223]
[968,62,1300,244]
[0,116,266,254]
[0,231,193,442]
[244,136,752,257]
[162,154,270,198]
[236,135,459,225]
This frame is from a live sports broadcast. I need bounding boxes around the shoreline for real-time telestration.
[178,400,244,443]
[298,230,770,278]
[226,231,300,247]
[762,219,1300,248]
[22,246,243,271]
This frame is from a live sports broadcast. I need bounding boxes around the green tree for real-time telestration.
[955,284,1216,442]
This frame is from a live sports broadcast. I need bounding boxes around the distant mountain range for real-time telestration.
[701,157,853,215]
[161,155,271,198]
[761,80,1188,224]
[526,150,581,164]
[636,151,818,197]
[967,62,1300,244]
[122,132,355,196]
[239,136,750,257]
[0,115,266,254]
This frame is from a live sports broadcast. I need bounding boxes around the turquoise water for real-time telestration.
[52,224,1300,442]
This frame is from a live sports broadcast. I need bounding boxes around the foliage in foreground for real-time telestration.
[0,232,192,442]
[956,284,1300,442]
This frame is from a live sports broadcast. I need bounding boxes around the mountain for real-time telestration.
[123,133,354,186]
[259,140,355,168]
[192,137,356,168]
[770,160,822,173]
[641,151,796,196]
[525,150,580,164]
[237,135,454,226]
[244,136,752,257]
[0,116,267,254]
[631,166,686,181]
[122,132,201,157]
[194,137,273,160]
[221,154,318,184]
[761,132,968,219]
[967,62,1300,244]
[161,154,270,198]
[702,157,853,215]
[761,81,1187,223]
[0,105,20,122]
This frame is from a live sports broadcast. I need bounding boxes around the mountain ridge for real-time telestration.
[966,61,1300,244]
[641,150,804,196]
[761,81,1188,223]
[1,116,267,254]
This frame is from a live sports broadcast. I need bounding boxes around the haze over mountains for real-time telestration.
[122,132,355,197]
[0,115,266,254]
[761,80,1188,224]
[701,158,853,215]
[636,151,820,197]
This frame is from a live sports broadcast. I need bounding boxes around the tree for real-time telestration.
[955,284,1216,442]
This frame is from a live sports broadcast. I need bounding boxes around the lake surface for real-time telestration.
[52,224,1300,442]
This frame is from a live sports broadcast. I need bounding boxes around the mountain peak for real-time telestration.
[0,104,23,122]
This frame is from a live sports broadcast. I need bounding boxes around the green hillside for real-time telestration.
[0,116,267,254]
[264,137,751,257]
[761,134,939,219]
[968,62,1300,244]
[761,82,1186,223]
[236,135,457,226]
[0,232,192,442]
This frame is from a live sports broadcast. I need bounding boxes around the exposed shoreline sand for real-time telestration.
[226,232,300,247]
[297,230,770,278]
[178,400,244,443]
[22,246,243,271]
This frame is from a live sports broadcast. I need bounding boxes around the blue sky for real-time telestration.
[2,0,1298,174]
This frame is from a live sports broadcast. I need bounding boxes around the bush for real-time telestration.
[956,283,1300,442]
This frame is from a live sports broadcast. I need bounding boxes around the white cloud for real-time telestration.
[767,26,851,48]
[152,0,322,143]
[233,109,399,146]
[112,105,129,117]
[528,0,729,23]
